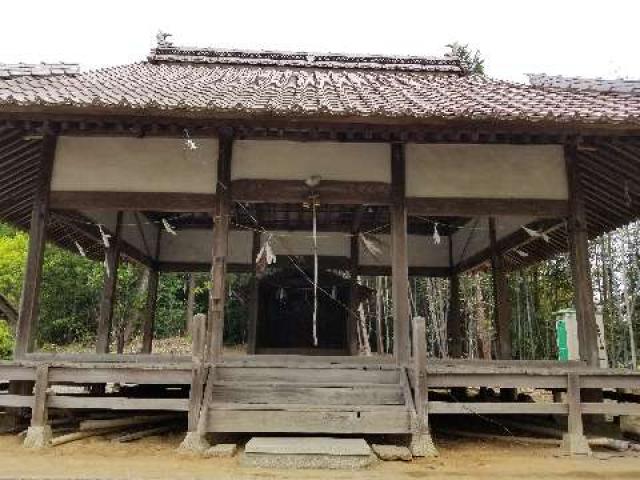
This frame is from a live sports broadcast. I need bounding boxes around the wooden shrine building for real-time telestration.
[1,41,640,455]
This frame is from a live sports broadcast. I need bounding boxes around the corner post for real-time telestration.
[410,316,437,457]
[141,228,162,354]
[141,269,160,354]
[447,236,463,358]
[391,142,410,364]
[96,212,123,354]
[179,313,210,454]
[565,145,599,367]
[489,217,512,360]
[207,130,233,362]
[561,373,591,455]
[348,234,360,355]
[246,230,260,354]
[23,364,51,449]
[14,133,58,358]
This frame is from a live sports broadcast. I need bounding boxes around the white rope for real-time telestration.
[312,198,319,347]
[74,241,86,257]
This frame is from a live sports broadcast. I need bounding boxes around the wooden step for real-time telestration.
[215,366,400,384]
[212,382,404,405]
[206,405,410,434]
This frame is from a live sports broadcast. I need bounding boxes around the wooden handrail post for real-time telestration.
[560,373,591,455]
[23,364,51,448]
[178,313,211,454]
[409,316,437,457]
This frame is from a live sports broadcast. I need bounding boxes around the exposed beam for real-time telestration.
[407,197,569,218]
[231,179,391,205]
[51,210,154,268]
[50,191,216,212]
[14,133,57,358]
[0,291,18,326]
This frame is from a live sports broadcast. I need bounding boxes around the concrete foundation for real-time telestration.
[241,437,375,470]
[23,426,52,449]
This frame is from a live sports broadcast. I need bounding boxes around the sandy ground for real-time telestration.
[0,432,639,480]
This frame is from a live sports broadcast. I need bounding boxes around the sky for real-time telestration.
[1,0,639,83]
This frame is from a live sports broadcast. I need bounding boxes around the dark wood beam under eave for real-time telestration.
[407,197,569,218]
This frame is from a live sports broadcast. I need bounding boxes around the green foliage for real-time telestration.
[446,42,485,75]
[0,320,13,359]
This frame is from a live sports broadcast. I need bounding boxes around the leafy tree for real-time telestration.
[446,42,485,75]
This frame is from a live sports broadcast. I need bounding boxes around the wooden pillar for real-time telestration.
[185,273,196,336]
[347,234,360,355]
[566,145,599,367]
[561,373,591,455]
[391,143,410,364]
[447,237,463,358]
[141,227,161,354]
[141,269,159,354]
[409,316,437,456]
[207,131,233,362]
[246,230,260,354]
[489,217,512,360]
[23,364,51,448]
[95,212,123,354]
[14,134,57,359]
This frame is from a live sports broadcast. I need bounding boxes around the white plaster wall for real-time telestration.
[359,233,450,268]
[159,229,253,264]
[268,231,350,258]
[52,136,218,193]
[406,144,567,199]
[232,140,391,182]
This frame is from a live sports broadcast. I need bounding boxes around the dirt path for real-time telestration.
[0,433,638,480]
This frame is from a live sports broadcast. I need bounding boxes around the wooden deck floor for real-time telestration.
[1,355,639,434]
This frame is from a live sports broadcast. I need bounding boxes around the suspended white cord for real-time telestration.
[312,197,319,347]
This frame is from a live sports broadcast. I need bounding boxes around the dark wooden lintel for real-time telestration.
[50,191,216,212]
[231,179,391,205]
[407,197,569,218]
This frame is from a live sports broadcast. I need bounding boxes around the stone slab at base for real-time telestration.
[23,426,52,449]
[177,431,210,456]
[371,444,412,461]
[205,443,237,458]
[241,437,375,470]
[560,433,592,456]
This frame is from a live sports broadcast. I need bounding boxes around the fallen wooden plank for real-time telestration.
[51,427,126,446]
[80,414,180,431]
[111,424,178,443]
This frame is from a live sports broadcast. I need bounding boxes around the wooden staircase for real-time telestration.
[203,360,412,434]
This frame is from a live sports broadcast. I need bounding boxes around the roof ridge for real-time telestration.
[147,45,464,74]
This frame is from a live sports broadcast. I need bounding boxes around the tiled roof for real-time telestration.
[0,62,80,80]
[528,74,640,96]
[0,48,639,126]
